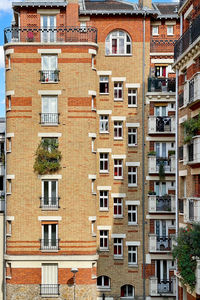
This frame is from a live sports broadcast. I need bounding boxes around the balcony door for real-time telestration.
[42,224,58,249]
[155,182,166,196]
[42,55,57,82]
[42,180,58,207]
[41,15,56,42]
[156,260,169,282]
[155,220,167,237]
[156,142,167,158]
[41,96,58,125]
[41,264,58,295]
[155,106,166,117]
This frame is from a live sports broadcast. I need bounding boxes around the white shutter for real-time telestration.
[42,264,58,285]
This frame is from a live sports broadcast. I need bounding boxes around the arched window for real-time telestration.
[97,275,110,289]
[121,284,134,299]
[105,30,132,55]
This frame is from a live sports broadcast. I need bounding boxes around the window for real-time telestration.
[7,137,12,153]
[41,55,58,83]
[114,238,123,258]
[99,76,109,94]
[152,25,159,36]
[128,246,137,265]
[41,264,59,296]
[121,285,134,298]
[105,30,131,55]
[99,230,109,250]
[100,153,109,173]
[128,89,137,107]
[155,66,166,78]
[114,198,123,218]
[41,96,58,125]
[114,121,123,139]
[114,159,123,179]
[128,128,137,146]
[41,180,58,209]
[114,82,123,101]
[100,191,109,211]
[41,15,56,42]
[128,167,137,187]
[5,55,11,70]
[167,25,174,35]
[99,115,109,133]
[42,137,58,152]
[41,224,58,250]
[128,205,137,225]
[97,275,110,289]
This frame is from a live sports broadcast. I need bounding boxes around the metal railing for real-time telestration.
[174,14,200,61]
[148,77,175,93]
[156,158,172,172]
[40,284,60,295]
[156,117,171,132]
[157,280,173,294]
[150,38,177,53]
[179,146,183,160]
[4,26,98,44]
[40,197,60,209]
[156,196,171,211]
[40,113,59,125]
[40,239,60,250]
[156,236,171,251]
[178,92,184,108]
[39,70,60,83]
[188,143,194,162]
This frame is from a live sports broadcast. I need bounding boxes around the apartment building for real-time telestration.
[4,0,179,299]
[173,0,200,299]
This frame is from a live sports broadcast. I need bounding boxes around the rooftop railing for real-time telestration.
[4,26,98,44]
[174,14,200,61]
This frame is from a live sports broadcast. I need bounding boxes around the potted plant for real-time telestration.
[148,150,156,156]
[168,150,175,157]
[148,191,156,195]
[159,161,165,180]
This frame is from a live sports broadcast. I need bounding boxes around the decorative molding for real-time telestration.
[126,123,140,128]
[38,175,62,180]
[111,193,126,198]
[126,241,140,246]
[37,9,60,14]
[125,83,140,88]
[111,155,126,159]
[97,148,112,153]
[38,133,62,137]
[38,49,61,54]
[97,226,111,230]
[111,77,126,82]
[97,186,111,191]
[126,162,140,167]
[38,216,62,221]
[125,200,140,205]
[97,71,112,76]
[111,116,126,121]
[97,110,112,115]
[38,90,62,95]
[111,234,126,238]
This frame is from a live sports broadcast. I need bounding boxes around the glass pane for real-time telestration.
[42,16,48,28]
[42,56,49,70]
[51,225,56,245]
[112,39,117,54]
[44,225,49,244]
[51,181,56,204]
[119,38,124,54]
[44,181,49,204]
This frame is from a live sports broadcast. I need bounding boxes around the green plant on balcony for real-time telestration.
[183,113,200,144]
[168,150,175,157]
[173,223,200,292]
[148,191,156,195]
[33,138,62,175]
[148,150,156,156]
[159,161,165,180]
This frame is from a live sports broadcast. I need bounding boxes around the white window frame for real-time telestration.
[114,237,123,258]
[99,115,109,133]
[114,198,123,218]
[42,180,58,208]
[41,264,58,296]
[167,25,174,36]
[128,166,137,187]
[99,153,109,173]
[97,275,110,290]
[114,82,123,101]
[128,245,137,265]
[114,121,123,140]
[41,223,58,249]
[41,96,58,125]
[128,128,137,147]
[41,15,56,42]
[105,30,132,55]
[128,205,137,225]
[99,76,109,94]
[114,159,123,179]
[80,21,87,32]
[152,25,159,36]
[128,89,137,107]
[121,284,134,299]
[99,230,109,251]
[99,190,109,211]
[5,54,11,70]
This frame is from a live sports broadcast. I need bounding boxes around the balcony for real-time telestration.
[149,277,176,296]
[40,284,60,296]
[40,239,59,251]
[184,198,200,222]
[149,234,172,252]
[187,136,200,165]
[40,197,60,210]
[39,70,60,83]
[179,146,183,160]
[148,195,175,213]
[150,38,177,53]
[174,14,200,61]
[148,156,176,174]
[4,26,97,44]
[188,73,200,108]
[148,116,175,134]
[40,113,59,125]
[148,77,175,93]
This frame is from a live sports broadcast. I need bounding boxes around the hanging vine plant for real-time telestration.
[183,113,200,144]
[173,223,200,292]
[158,160,165,180]
[33,138,62,175]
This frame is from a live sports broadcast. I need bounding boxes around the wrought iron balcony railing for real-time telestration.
[174,14,200,61]
[178,92,184,108]
[156,157,172,172]
[40,197,60,209]
[156,196,171,211]
[40,113,59,125]
[40,284,60,296]
[39,70,60,83]
[157,280,173,294]
[4,26,98,44]
[148,77,175,93]
[156,117,172,132]
[40,239,60,250]
[156,236,171,251]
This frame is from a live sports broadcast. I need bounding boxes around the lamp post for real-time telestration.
[71,268,78,300]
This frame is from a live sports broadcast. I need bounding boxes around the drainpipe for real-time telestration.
[180,13,183,36]
[175,68,179,300]
[142,13,146,300]
[3,98,7,300]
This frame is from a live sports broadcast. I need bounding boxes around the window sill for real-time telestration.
[114,138,123,141]
[128,264,138,268]
[99,93,109,95]
[167,34,174,36]
[128,105,137,108]
[41,124,59,127]
[100,208,109,212]
[128,144,137,147]
[114,256,123,260]
[114,99,123,102]
[128,223,138,226]
[99,248,109,252]
[97,288,111,292]
[105,54,132,57]
[152,34,159,36]
[40,250,59,253]
[128,185,138,188]
[114,216,123,219]
[114,177,123,180]
[41,294,59,298]
[41,208,59,211]
[100,171,109,174]
[99,131,109,134]
[41,82,59,84]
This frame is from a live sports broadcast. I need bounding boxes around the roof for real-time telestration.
[84,0,135,11]
[12,0,67,8]
[154,2,179,19]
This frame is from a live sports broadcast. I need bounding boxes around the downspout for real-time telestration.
[180,13,183,36]
[175,68,179,300]
[142,12,146,300]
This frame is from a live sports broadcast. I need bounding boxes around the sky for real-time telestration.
[0,0,179,117]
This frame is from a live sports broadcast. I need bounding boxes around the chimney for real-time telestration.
[139,0,152,9]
